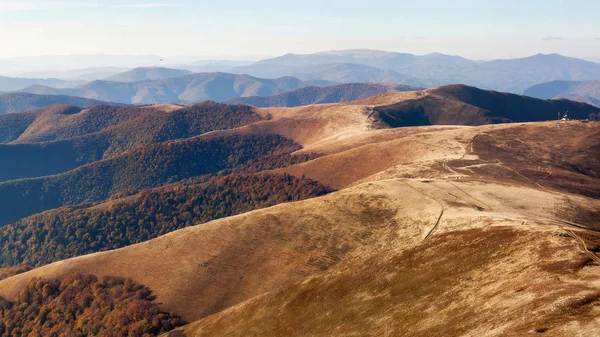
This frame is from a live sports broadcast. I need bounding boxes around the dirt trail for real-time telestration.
[402,180,447,239]
[565,229,600,265]
[463,132,482,159]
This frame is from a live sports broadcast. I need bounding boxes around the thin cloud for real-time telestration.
[111,3,175,8]
[0,1,174,10]
[0,1,99,10]
[543,36,563,41]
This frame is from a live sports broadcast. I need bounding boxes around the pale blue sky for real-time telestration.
[0,0,599,60]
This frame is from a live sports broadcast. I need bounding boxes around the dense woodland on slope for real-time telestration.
[0,102,263,182]
[0,173,331,268]
[371,85,600,127]
[0,274,185,336]
[0,133,312,226]
[0,110,40,143]
[7,102,260,144]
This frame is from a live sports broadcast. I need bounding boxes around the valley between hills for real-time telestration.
[0,83,598,336]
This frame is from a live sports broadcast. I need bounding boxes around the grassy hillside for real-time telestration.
[1,88,599,336]
[171,226,600,337]
[370,84,600,127]
[1,115,599,334]
[224,83,419,107]
[467,123,600,198]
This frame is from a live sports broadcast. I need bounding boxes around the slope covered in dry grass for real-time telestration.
[171,226,600,336]
[1,88,599,336]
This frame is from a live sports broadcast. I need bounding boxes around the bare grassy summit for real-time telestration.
[0,87,599,336]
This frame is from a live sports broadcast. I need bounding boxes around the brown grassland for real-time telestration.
[1,86,599,336]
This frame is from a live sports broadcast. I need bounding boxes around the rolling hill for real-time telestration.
[0,173,330,268]
[168,223,600,337]
[0,92,116,115]
[369,84,600,127]
[2,117,599,334]
[0,132,310,226]
[524,80,600,107]
[105,67,193,82]
[0,86,599,336]
[19,72,335,104]
[223,83,420,107]
[0,102,270,183]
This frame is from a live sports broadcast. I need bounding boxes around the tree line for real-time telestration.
[0,173,331,268]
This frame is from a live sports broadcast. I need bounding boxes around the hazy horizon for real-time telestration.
[1,0,599,61]
[2,49,599,77]
[3,50,600,62]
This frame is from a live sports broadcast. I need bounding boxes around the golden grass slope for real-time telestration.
[0,179,441,320]
[170,225,600,336]
[1,178,598,324]
[1,92,599,336]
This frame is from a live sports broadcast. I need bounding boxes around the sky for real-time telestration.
[0,0,599,61]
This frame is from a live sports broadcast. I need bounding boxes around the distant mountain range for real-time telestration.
[4,50,600,107]
[224,83,420,107]
[6,67,129,81]
[104,67,193,82]
[3,50,600,97]
[178,60,253,73]
[230,50,600,92]
[0,93,116,115]
[523,80,600,107]
[230,62,425,87]
[19,73,335,104]
[0,54,172,74]
[0,76,83,92]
